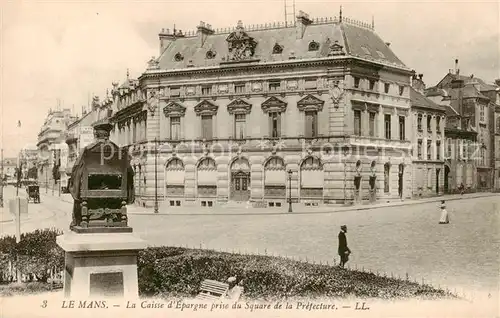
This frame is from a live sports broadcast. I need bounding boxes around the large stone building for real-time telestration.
[410,74,446,197]
[36,109,77,188]
[1,157,18,182]
[108,11,415,208]
[427,64,498,191]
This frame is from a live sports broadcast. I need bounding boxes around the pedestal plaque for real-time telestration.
[57,232,147,298]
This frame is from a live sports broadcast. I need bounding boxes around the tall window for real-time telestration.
[417,140,423,159]
[354,77,360,88]
[369,80,376,90]
[354,110,362,136]
[305,111,318,138]
[427,140,432,160]
[369,112,375,136]
[427,168,433,187]
[399,116,405,140]
[170,117,181,140]
[427,116,432,132]
[269,112,281,138]
[234,114,246,139]
[399,85,404,96]
[384,163,390,193]
[417,114,423,131]
[480,105,485,122]
[384,114,391,139]
[436,116,441,132]
[384,83,390,94]
[446,138,452,158]
[436,140,441,160]
[201,115,213,139]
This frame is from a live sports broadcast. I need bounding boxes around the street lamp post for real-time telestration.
[153,137,159,214]
[287,169,293,213]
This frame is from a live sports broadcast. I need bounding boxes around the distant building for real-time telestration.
[36,109,77,188]
[108,11,415,209]
[410,73,446,197]
[18,147,39,179]
[426,61,497,191]
[1,157,18,182]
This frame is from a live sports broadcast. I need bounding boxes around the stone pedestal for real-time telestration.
[56,231,147,299]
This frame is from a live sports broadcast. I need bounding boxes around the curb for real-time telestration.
[125,193,499,216]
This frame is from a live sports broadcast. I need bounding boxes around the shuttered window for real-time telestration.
[170,117,181,140]
[305,111,318,138]
[201,115,213,139]
[269,112,281,138]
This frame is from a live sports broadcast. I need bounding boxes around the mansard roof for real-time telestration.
[410,86,446,113]
[157,17,406,71]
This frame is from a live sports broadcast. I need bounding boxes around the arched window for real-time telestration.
[272,43,283,54]
[174,52,184,62]
[265,157,285,170]
[300,156,322,170]
[206,50,216,59]
[308,41,319,51]
[198,157,216,170]
[166,158,184,170]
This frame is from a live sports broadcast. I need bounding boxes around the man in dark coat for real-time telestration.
[338,225,351,268]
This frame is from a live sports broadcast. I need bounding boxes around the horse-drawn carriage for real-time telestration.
[27,184,40,203]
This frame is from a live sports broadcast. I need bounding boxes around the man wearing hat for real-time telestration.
[338,225,351,268]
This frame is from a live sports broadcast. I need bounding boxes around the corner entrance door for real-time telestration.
[436,168,440,195]
[444,166,450,194]
[231,171,250,202]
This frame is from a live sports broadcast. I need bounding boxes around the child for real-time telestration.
[439,200,449,224]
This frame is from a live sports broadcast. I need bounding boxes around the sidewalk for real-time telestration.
[38,187,499,216]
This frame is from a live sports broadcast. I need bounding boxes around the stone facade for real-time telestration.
[104,13,414,209]
[494,104,500,190]
[427,67,498,191]
[410,76,446,198]
[36,109,77,188]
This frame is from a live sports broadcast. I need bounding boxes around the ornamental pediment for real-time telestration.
[194,100,218,116]
[261,96,287,113]
[163,101,186,117]
[227,99,252,114]
[297,94,325,112]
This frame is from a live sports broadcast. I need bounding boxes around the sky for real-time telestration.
[1,0,499,157]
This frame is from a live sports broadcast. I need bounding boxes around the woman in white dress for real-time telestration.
[439,200,449,224]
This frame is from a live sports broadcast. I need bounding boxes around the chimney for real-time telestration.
[455,59,460,75]
[411,72,426,93]
[385,42,391,47]
[197,21,214,47]
[295,11,312,39]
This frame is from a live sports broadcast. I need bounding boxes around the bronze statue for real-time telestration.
[68,121,134,232]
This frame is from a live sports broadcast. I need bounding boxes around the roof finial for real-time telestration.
[371,15,374,29]
[126,68,129,79]
[339,5,343,22]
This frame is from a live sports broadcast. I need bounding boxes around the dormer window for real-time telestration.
[174,53,184,62]
[272,43,283,54]
[206,50,216,59]
[308,41,319,51]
